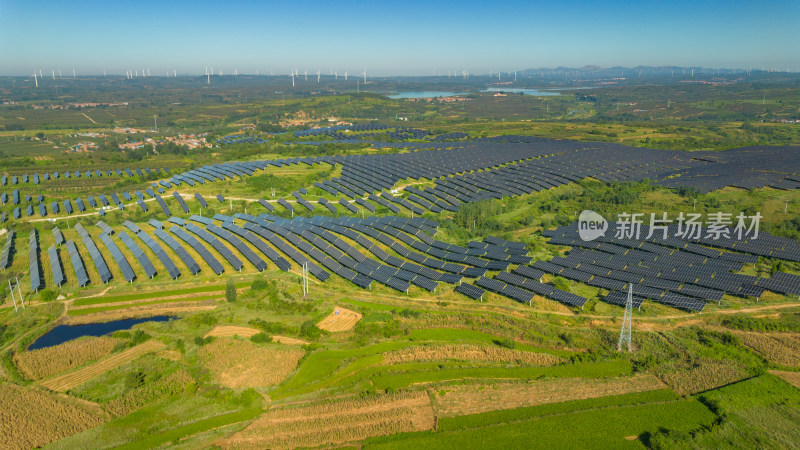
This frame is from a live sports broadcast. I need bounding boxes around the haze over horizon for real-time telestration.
[1,0,798,76]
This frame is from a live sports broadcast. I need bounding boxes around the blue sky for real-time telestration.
[1,0,797,76]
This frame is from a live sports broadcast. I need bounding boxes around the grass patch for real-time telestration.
[439,389,680,431]
[67,295,221,316]
[365,397,715,449]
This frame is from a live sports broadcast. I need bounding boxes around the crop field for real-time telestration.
[735,331,800,367]
[0,383,105,449]
[658,359,751,396]
[205,325,260,338]
[14,335,121,379]
[197,338,305,388]
[435,374,666,417]
[317,306,362,332]
[220,391,434,449]
[382,344,565,365]
[40,340,166,391]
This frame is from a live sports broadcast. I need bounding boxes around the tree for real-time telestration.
[226,278,237,303]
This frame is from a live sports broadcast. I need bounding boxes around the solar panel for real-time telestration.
[29,230,42,292]
[169,225,224,275]
[455,283,485,299]
[48,245,65,286]
[173,192,190,213]
[184,222,243,271]
[137,229,182,279]
[195,192,208,208]
[154,228,201,274]
[118,231,158,279]
[65,240,90,287]
[74,223,112,284]
[98,233,136,282]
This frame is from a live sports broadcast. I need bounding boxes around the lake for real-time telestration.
[29,316,174,350]
[480,87,561,96]
[388,91,468,99]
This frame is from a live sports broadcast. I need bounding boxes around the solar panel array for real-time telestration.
[535,221,800,312]
[74,223,112,284]
[98,232,136,282]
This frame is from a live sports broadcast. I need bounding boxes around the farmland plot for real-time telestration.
[198,338,304,388]
[220,391,434,449]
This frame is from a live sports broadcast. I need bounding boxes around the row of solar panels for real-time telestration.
[1,167,172,186]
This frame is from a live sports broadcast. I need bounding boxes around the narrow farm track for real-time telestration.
[40,340,166,391]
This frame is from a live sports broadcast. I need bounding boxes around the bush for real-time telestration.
[226,279,237,303]
[250,333,273,344]
[39,289,58,302]
[493,338,517,349]
[299,320,323,341]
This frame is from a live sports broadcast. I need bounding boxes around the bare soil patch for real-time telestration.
[317,307,362,332]
[205,325,261,338]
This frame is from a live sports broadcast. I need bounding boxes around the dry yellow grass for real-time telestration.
[198,338,304,388]
[769,370,800,389]
[271,335,309,345]
[40,340,166,391]
[0,383,104,449]
[62,304,217,325]
[736,332,800,367]
[436,375,666,417]
[317,307,362,332]
[383,344,566,366]
[205,325,261,338]
[660,360,749,396]
[14,336,121,380]
[219,391,433,449]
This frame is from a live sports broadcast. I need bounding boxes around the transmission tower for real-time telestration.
[618,284,633,352]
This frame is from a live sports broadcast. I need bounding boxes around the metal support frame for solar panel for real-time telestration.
[118,231,158,279]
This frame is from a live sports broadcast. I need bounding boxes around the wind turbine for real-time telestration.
[33,71,38,88]
[52,70,55,80]
[205,67,210,84]
[174,69,176,77]
[317,70,321,82]
[363,68,366,84]
[290,71,295,87]
[304,70,307,81]
[344,71,348,81]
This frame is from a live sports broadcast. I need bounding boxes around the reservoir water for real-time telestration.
[480,87,561,96]
[29,316,173,350]
[388,91,468,99]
